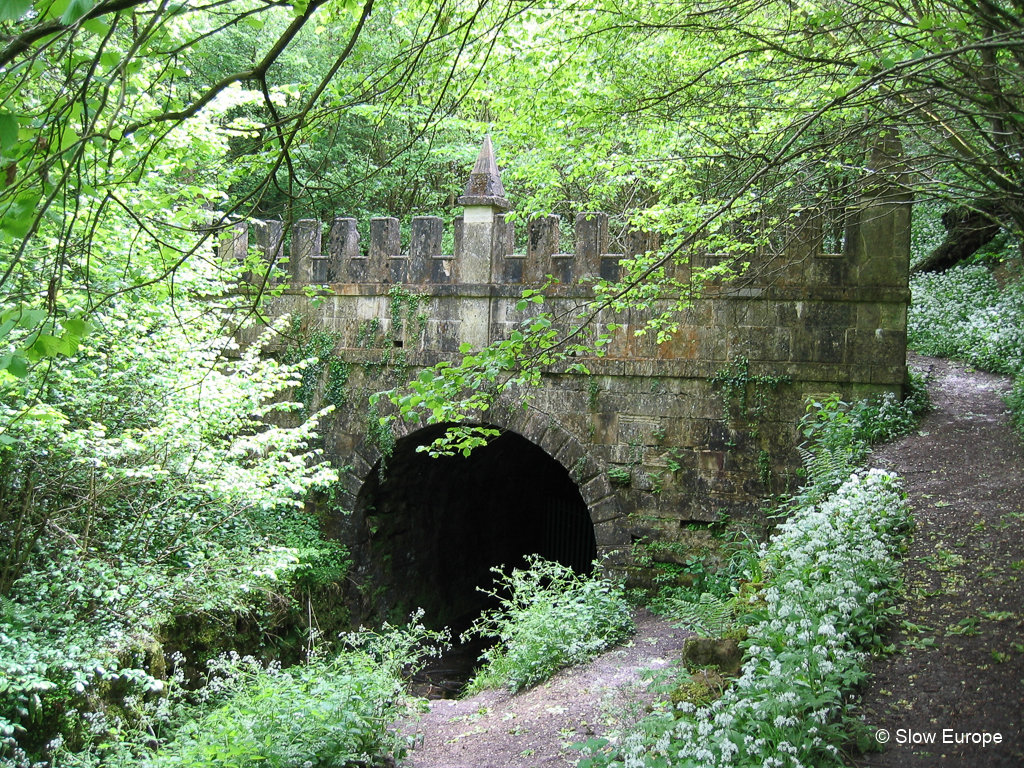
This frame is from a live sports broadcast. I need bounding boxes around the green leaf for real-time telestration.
[59,0,94,25]
[0,0,32,22]
[15,308,47,329]
[0,190,42,239]
[81,17,108,35]
[26,334,70,361]
[2,354,29,378]
[39,0,70,21]
[0,112,19,152]
[60,317,92,338]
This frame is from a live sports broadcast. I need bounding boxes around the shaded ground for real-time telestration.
[399,354,1024,767]
[851,355,1024,767]
[400,609,690,768]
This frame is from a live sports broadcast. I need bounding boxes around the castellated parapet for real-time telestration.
[227,137,911,605]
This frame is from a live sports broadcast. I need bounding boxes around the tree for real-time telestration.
[0,1,535,753]
[0,0,533,393]
[476,0,1023,264]
[381,0,1024,441]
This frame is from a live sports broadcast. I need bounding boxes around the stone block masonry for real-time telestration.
[229,136,910,596]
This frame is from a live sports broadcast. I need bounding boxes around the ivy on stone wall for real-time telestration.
[710,355,790,490]
[284,326,351,412]
[711,356,790,428]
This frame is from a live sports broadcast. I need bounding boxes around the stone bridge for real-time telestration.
[229,138,911,627]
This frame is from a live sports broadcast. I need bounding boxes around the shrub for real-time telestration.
[23,618,447,768]
[0,308,344,763]
[141,619,446,768]
[464,556,634,694]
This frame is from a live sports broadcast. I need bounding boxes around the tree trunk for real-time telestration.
[912,202,1005,274]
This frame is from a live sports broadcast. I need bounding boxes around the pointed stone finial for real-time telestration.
[458,136,511,210]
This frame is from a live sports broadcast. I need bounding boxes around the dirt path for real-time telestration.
[399,609,690,768]
[399,354,1024,768]
[852,355,1024,767]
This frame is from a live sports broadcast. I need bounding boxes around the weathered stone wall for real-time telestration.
[228,140,911,589]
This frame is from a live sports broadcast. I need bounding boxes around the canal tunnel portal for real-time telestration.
[240,136,911,615]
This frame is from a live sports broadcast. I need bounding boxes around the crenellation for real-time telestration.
[369,217,400,284]
[230,208,665,288]
[526,214,561,284]
[575,212,608,277]
[251,218,283,283]
[409,216,444,284]
[290,219,321,285]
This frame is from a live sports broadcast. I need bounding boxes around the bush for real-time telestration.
[463,556,634,694]
[0,307,344,763]
[19,618,447,768]
[141,619,446,768]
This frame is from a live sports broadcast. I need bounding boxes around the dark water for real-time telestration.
[408,633,495,699]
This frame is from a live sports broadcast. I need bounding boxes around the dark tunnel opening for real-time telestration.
[354,423,597,636]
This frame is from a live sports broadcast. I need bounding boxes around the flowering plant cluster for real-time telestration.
[579,469,911,768]
[464,555,634,694]
[909,265,1024,378]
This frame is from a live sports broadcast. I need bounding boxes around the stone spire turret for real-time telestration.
[456,136,512,283]
[458,135,511,210]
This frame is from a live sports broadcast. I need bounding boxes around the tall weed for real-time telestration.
[463,557,634,694]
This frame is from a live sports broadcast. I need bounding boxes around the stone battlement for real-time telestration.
[219,200,907,301]
[219,208,660,288]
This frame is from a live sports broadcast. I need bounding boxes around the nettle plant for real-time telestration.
[578,470,912,768]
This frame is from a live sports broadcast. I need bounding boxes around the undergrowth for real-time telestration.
[595,375,925,766]
[578,470,911,768]
[23,618,448,768]
[0,309,354,767]
[462,556,634,695]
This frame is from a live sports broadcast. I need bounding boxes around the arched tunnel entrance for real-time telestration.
[353,423,597,633]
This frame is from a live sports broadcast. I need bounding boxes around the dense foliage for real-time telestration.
[463,556,634,695]
[136,618,447,768]
[0,297,348,759]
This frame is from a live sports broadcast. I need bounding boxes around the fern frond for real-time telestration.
[659,592,735,636]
